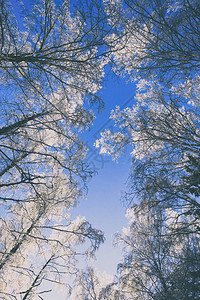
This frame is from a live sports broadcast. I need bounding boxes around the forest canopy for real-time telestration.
[0,0,200,299]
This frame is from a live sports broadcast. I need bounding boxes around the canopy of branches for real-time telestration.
[1,0,200,299]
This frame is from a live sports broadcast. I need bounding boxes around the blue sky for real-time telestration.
[45,77,136,299]
[78,77,136,272]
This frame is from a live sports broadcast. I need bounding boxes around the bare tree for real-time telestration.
[0,0,110,298]
[94,1,200,299]
[96,77,200,231]
[105,0,200,82]
[115,206,200,300]
[69,266,126,300]
[95,52,200,299]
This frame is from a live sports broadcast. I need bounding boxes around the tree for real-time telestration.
[183,153,200,197]
[95,1,200,296]
[115,206,200,300]
[96,78,200,231]
[96,78,200,298]
[104,0,200,82]
[95,1,200,299]
[69,266,126,300]
[0,0,110,298]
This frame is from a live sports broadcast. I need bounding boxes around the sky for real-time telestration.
[45,77,136,299]
[77,77,135,271]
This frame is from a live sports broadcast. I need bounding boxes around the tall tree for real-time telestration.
[104,0,200,82]
[115,206,200,300]
[0,0,110,298]
[95,2,200,297]
[96,78,200,230]
[69,266,126,299]
[94,1,200,299]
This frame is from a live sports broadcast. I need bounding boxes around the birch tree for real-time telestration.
[94,1,200,299]
[0,0,110,298]
[115,206,200,299]
[69,266,126,300]
[96,78,200,231]
[104,0,200,82]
